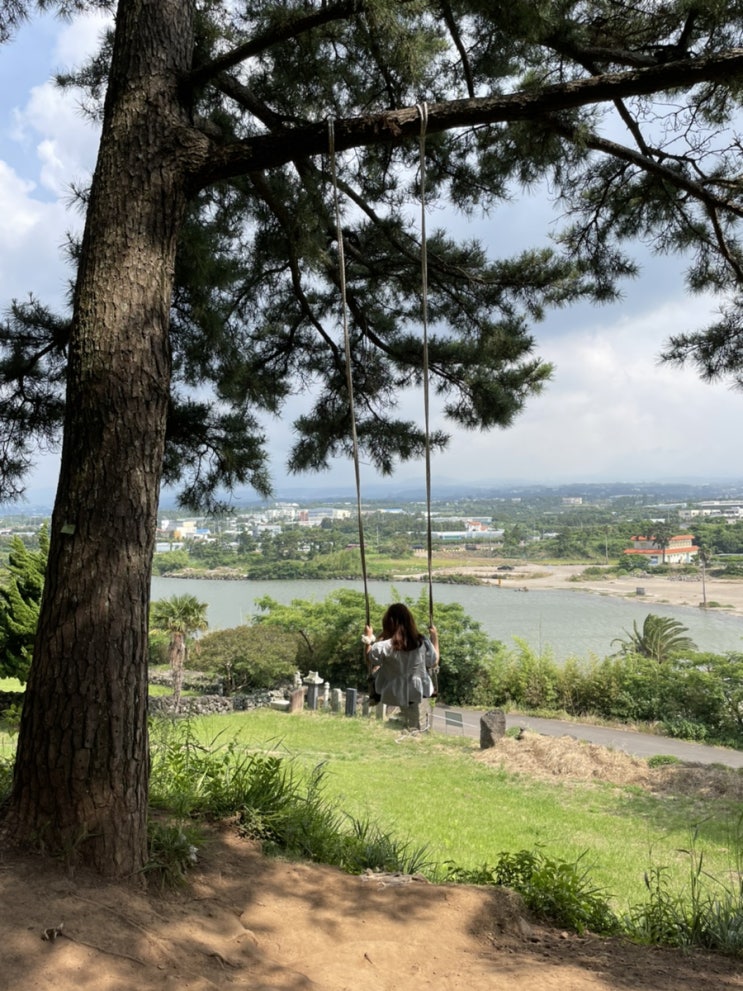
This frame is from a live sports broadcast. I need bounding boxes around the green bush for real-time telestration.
[145,819,201,887]
[0,701,22,735]
[147,717,431,876]
[196,625,300,692]
[0,754,13,803]
[152,550,192,575]
[447,847,619,935]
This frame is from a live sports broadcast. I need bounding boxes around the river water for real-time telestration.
[151,576,743,661]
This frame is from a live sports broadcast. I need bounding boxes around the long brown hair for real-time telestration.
[381,603,423,652]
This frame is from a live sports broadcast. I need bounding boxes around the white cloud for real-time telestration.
[423,293,743,485]
[14,79,99,196]
[53,10,112,68]
[0,161,71,303]
[0,12,107,301]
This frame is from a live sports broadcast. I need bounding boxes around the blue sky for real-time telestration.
[1,9,742,505]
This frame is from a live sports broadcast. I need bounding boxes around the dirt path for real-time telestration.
[4,824,743,991]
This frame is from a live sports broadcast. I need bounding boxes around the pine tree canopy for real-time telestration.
[4,1,743,508]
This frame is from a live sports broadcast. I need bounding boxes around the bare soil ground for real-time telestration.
[4,732,743,991]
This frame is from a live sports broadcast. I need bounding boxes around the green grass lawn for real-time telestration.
[2,704,739,914]
[185,708,743,912]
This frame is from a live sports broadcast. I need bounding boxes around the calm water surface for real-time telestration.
[151,576,743,661]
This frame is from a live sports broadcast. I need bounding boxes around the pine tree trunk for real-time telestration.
[5,0,200,877]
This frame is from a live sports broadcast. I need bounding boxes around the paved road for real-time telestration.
[430,705,743,769]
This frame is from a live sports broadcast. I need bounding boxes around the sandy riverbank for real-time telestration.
[434,563,743,616]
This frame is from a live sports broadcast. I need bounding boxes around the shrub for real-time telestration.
[196,625,300,692]
[447,847,619,935]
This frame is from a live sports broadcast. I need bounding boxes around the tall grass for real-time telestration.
[4,706,743,953]
[148,717,432,879]
[184,709,742,907]
[146,709,743,952]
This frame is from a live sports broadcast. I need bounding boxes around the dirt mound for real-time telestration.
[476,731,743,800]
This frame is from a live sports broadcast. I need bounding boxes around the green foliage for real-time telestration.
[0,701,22,735]
[150,593,209,639]
[623,827,743,954]
[152,549,192,575]
[150,594,209,707]
[501,638,561,710]
[474,640,743,745]
[0,753,12,803]
[148,718,431,876]
[611,614,697,663]
[0,526,48,682]
[647,754,682,769]
[253,587,499,703]
[447,847,619,935]
[145,819,201,888]
[148,629,170,667]
[253,588,375,690]
[9,3,743,507]
[196,624,300,692]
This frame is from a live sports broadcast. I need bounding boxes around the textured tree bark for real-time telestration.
[6,0,200,877]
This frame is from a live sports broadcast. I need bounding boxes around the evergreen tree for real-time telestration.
[0,527,48,683]
[4,0,743,874]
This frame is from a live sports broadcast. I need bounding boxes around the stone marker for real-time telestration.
[480,708,506,749]
[303,670,324,710]
[330,688,343,712]
[289,687,305,714]
[345,687,357,716]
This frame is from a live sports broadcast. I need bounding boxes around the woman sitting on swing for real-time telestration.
[364,603,439,731]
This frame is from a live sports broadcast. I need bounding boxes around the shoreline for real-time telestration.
[158,564,743,619]
[434,564,743,618]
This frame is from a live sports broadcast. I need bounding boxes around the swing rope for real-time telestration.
[328,109,434,655]
[417,101,435,632]
[328,119,371,628]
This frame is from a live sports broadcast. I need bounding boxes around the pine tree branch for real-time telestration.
[193,48,743,185]
[247,171,344,369]
[186,0,369,89]
[550,118,743,221]
[440,0,475,99]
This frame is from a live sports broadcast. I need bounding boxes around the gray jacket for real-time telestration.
[369,636,436,706]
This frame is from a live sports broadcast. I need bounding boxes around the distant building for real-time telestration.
[678,504,743,522]
[298,508,351,526]
[623,534,698,566]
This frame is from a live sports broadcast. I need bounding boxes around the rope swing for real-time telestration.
[416,101,435,635]
[328,119,371,629]
[328,107,436,654]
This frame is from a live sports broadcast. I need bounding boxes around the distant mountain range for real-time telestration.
[5,477,743,517]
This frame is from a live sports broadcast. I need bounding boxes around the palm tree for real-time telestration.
[611,614,696,664]
[150,594,208,710]
[651,522,675,565]
[696,542,713,608]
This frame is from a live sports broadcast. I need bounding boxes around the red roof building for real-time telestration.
[623,534,698,566]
